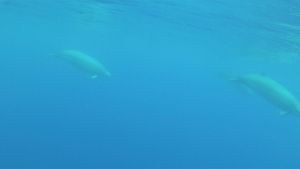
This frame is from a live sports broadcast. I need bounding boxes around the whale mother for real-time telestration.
[231,74,300,115]
[57,50,111,78]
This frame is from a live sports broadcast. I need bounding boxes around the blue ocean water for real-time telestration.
[1,0,300,168]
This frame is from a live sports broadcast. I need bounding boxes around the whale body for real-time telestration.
[58,50,111,78]
[232,74,300,115]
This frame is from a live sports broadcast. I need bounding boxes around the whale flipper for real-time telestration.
[91,75,98,79]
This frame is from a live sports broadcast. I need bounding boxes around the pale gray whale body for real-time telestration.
[231,74,300,115]
[58,50,111,78]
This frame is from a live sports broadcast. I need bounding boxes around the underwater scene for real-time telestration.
[1,0,300,168]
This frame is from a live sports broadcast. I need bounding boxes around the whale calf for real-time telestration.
[230,74,300,115]
[57,50,111,78]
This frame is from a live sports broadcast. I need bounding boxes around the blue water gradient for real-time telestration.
[1,0,300,168]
